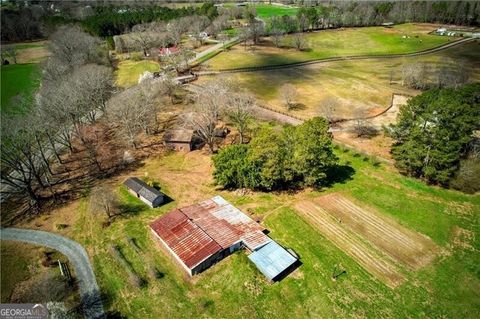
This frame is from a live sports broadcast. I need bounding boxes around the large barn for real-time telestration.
[150,196,297,280]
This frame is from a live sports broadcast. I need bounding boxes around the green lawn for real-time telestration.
[206,23,452,70]
[252,4,299,18]
[115,60,161,88]
[72,146,480,318]
[1,63,39,114]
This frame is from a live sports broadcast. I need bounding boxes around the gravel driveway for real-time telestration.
[0,228,105,319]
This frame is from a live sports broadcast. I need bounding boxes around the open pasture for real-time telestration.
[0,63,40,113]
[206,23,450,70]
[115,60,161,88]
[251,4,299,18]
[200,40,480,121]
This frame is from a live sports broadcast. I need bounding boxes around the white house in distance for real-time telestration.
[123,177,164,208]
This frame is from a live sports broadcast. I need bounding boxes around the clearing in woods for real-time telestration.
[295,193,439,287]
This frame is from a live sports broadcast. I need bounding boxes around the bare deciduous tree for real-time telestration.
[317,97,340,123]
[291,32,307,51]
[185,80,229,152]
[49,25,101,69]
[401,62,429,90]
[89,185,120,221]
[280,84,298,110]
[271,28,285,48]
[226,94,255,144]
[108,80,163,148]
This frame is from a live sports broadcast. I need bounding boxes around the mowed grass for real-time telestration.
[70,147,479,318]
[115,60,161,88]
[206,23,451,69]
[252,4,299,18]
[201,41,480,120]
[0,63,40,113]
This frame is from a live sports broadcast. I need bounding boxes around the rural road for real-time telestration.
[0,228,105,319]
[190,36,239,64]
[198,37,475,74]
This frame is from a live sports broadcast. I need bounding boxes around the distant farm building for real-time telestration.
[164,129,194,151]
[150,196,298,280]
[123,177,164,208]
[381,22,394,28]
[158,46,179,57]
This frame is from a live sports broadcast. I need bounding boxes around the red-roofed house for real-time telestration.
[158,46,179,57]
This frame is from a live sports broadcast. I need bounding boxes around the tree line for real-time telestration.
[1,1,218,42]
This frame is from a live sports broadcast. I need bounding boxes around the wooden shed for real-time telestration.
[164,129,194,152]
[123,177,164,208]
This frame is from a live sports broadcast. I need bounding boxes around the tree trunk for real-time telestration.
[46,132,63,164]
[35,134,54,176]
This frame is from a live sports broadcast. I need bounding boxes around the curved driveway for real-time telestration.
[0,228,105,319]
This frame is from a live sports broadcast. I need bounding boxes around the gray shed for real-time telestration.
[123,177,164,208]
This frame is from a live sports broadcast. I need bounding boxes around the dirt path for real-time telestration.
[0,228,105,319]
[315,194,438,269]
[294,201,405,288]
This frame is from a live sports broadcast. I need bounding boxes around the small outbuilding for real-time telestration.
[123,177,164,208]
[248,241,298,281]
[164,129,194,152]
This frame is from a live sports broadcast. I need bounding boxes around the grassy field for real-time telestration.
[23,142,475,318]
[115,60,161,88]
[0,242,43,302]
[206,23,451,70]
[251,4,299,18]
[200,41,480,120]
[0,63,40,113]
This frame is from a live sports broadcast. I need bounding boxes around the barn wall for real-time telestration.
[191,248,229,275]
[150,229,193,276]
[165,141,191,152]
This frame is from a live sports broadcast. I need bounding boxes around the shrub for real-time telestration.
[450,158,480,194]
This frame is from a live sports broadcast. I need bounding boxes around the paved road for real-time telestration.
[0,228,105,319]
[198,37,475,74]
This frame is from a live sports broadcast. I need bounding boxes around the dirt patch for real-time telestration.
[16,46,50,63]
[451,226,475,252]
[333,132,394,161]
[294,201,405,288]
[314,193,438,270]
[140,151,215,206]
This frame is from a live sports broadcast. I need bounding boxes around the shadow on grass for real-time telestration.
[324,164,356,187]
[273,248,303,282]
[289,102,306,110]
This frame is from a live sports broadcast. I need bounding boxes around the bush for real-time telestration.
[450,158,480,194]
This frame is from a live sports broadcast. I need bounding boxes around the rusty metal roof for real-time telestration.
[181,196,270,250]
[150,209,221,269]
[150,196,271,270]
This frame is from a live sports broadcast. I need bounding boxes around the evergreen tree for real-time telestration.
[387,83,480,184]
